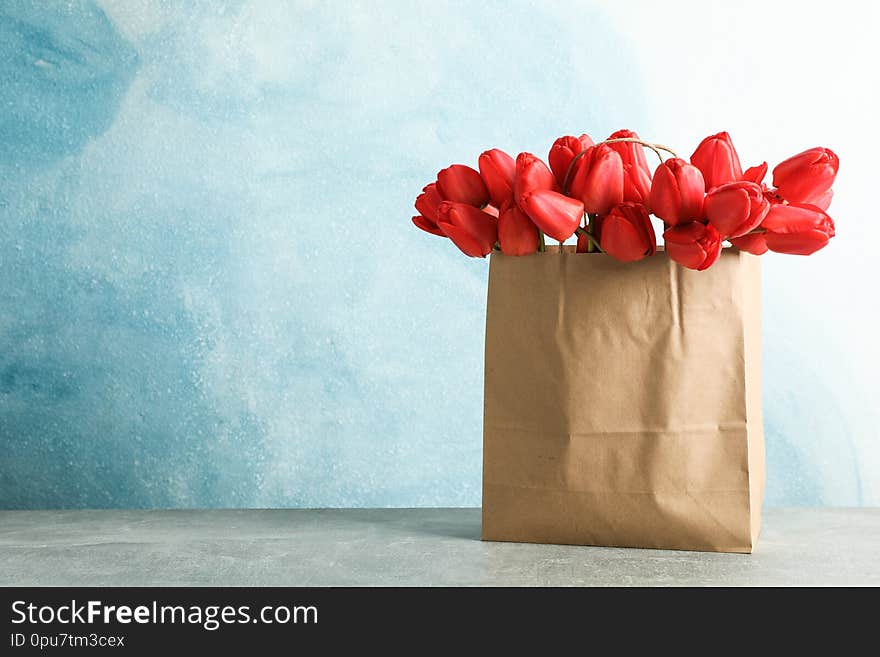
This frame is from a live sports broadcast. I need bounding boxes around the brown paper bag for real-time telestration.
[481,247,764,553]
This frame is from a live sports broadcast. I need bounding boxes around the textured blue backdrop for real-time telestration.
[1,0,877,508]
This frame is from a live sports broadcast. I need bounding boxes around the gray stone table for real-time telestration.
[1,508,877,586]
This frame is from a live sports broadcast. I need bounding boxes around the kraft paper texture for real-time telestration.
[481,247,764,553]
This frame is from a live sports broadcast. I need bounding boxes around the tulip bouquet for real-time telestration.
[411,130,838,270]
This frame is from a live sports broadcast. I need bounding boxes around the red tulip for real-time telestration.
[415,182,443,220]
[649,158,705,225]
[772,147,839,207]
[729,232,768,255]
[514,152,557,208]
[664,221,722,271]
[576,230,592,253]
[478,149,516,208]
[690,132,743,190]
[436,164,490,207]
[568,145,624,215]
[705,181,770,238]
[548,134,594,187]
[606,129,653,208]
[519,189,584,242]
[597,202,656,263]
[742,162,768,185]
[761,202,835,255]
[436,201,498,257]
[498,205,539,256]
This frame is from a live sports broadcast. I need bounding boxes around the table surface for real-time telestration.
[1,508,877,586]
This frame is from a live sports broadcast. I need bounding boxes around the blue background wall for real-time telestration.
[1,0,877,508]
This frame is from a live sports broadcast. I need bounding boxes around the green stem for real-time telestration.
[538,230,546,252]
[575,225,602,252]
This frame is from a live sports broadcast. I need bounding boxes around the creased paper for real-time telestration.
[481,247,764,553]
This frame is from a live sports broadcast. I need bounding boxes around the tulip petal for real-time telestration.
[730,232,768,255]
[437,202,498,257]
[764,230,831,255]
[520,189,584,242]
[696,240,723,270]
[705,186,750,236]
[478,149,516,208]
[498,205,540,256]
[676,163,706,220]
[438,221,489,257]
[663,221,705,244]
[415,182,443,223]
[412,215,446,237]
[577,147,624,215]
[665,240,707,270]
[743,162,768,184]
[648,163,680,223]
[663,221,721,270]
[436,164,490,206]
[515,152,557,207]
[761,202,834,235]
[600,215,648,262]
[607,129,653,208]
[805,188,833,211]
[649,158,704,225]
[690,131,743,189]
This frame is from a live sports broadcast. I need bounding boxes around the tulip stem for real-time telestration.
[575,226,602,252]
[588,214,597,253]
[538,230,546,252]
[561,138,679,195]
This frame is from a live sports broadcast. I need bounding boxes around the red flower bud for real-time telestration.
[772,147,839,207]
[568,145,624,215]
[436,201,498,257]
[663,221,722,271]
[498,204,539,256]
[705,181,770,238]
[690,132,743,190]
[436,164,490,207]
[597,202,656,263]
[729,232,768,255]
[548,134,594,186]
[519,189,584,242]
[514,152,557,207]
[606,129,653,208]
[761,202,835,255]
[649,158,705,225]
[478,149,516,208]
